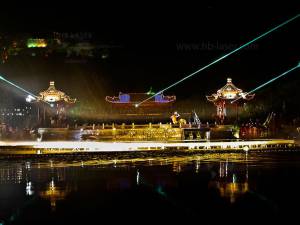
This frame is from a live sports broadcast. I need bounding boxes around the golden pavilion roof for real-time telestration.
[37,81,76,104]
[207,78,254,102]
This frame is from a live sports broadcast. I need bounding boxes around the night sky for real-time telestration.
[0,5,299,117]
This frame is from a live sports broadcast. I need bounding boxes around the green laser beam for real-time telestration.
[231,63,300,103]
[0,75,38,98]
[137,14,300,107]
[0,75,51,106]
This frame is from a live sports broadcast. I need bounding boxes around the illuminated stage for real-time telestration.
[0,139,297,156]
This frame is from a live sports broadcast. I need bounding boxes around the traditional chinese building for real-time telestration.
[105,89,176,114]
[28,81,76,127]
[206,78,254,123]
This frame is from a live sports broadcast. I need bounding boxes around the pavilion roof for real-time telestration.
[37,81,76,104]
[206,78,254,102]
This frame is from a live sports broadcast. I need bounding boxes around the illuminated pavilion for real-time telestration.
[28,81,76,127]
[206,78,254,122]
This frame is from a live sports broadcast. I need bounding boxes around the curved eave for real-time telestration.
[243,94,255,101]
[105,96,120,103]
[206,95,218,102]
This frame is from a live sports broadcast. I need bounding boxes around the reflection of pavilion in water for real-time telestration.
[34,164,75,211]
[0,161,75,211]
[0,155,251,213]
[209,160,249,203]
[39,179,74,210]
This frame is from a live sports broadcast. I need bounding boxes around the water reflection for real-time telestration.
[39,178,73,211]
[26,181,34,196]
[206,159,250,203]
[136,170,140,185]
[1,152,300,224]
[0,164,23,184]
[172,162,182,173]
[210,167,249,203]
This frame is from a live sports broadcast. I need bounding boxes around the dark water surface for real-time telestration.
[1,151,300,225]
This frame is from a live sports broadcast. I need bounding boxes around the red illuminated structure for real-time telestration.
[206,78,254,123]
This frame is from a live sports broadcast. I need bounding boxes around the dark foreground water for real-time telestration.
[1,151,300,225]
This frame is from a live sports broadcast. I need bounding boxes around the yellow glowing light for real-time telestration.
[243,146,249,151]
[0,139,296,153]
[222,91,238,99]
[215,182,249,203]
[37,81,76,104]
[27,39,47,48]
